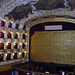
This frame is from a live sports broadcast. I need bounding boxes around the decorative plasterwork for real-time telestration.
[23,14,75,28]
[0,0,75,16]
[0,0,75,30]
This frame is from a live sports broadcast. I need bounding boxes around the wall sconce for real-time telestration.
[19,52,21,55]
[20,43,22,45]
[24,51,26,54]
[25,34,27,35]
[5,53,7,56]
[6,42,8,45]
[13,53,15,56]
[17,33,19,35]
[25,43,27,44]
[13,42,16,45]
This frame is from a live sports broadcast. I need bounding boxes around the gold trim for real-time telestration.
[21,14,75,29]
[28,18,75,29]
[0,50,6,52]
[26,18,75,60]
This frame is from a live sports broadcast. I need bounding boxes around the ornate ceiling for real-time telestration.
[0,0,75,10]
[0,0,75,29]
[0,0,74,20]
[4,3,33,20]
[67,0,75,10]
[34,0,65,10]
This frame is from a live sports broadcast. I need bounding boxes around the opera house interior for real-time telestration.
[0,0,75,75]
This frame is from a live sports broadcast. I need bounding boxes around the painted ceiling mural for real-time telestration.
[67,0,75,10]
[0,0,75,20]
[4,3,33,20]
[0,0,11,8]
[34,0,65,10]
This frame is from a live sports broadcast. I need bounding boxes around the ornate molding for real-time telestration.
[0,0,75,30]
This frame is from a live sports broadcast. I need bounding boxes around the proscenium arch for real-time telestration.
[21,13,75,30]
[25,18,75,62]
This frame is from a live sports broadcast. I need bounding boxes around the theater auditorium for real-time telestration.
[0,0,75,75]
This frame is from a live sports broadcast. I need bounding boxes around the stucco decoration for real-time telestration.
[0,0,75,23]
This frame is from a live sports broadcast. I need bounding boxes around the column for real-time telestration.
[6,21,9,28]
[18,43,19,49]
[11,32,14,39]
[11,53,13,59]
[3,54,7,61]
[17,52,19,58]
[4,42,6,50]
[11,43,13,49]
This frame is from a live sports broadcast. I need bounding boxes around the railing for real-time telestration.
[0,58,22,66]
[13,66,61,75]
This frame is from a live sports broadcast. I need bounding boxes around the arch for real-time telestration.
[23,17,75,61]
[22,14,75,30]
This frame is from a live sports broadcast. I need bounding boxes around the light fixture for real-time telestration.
[2,19,6,22]
[17,33,19,35]
[25,43,27,44]
[6,42,9,45]
[24,51,26,54]
[2,31,5,33]
[14,42,16,45]
[25,34,27,35]
[11,32,13,34]
[13,53,15,55]
[5,53,7,56]
[10,21,13,24]
[19,52,21,55]
[20,43,22,45]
